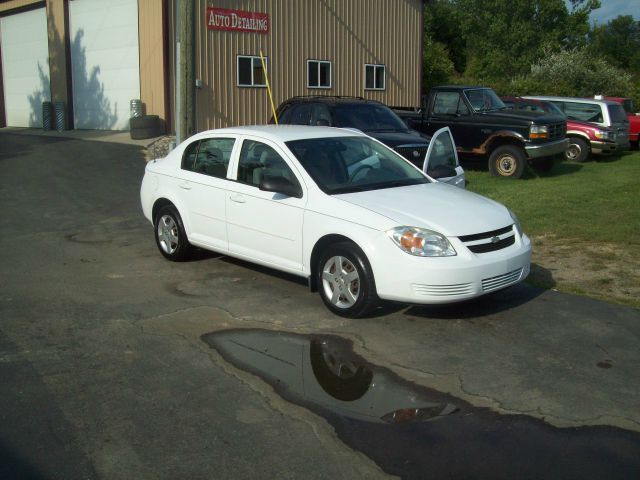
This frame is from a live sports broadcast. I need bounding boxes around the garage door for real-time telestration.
[0,7,51,127]
[69,0,140,130]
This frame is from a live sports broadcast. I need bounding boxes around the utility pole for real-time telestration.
[175,0,195,144]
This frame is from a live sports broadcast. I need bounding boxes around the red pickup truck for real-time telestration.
[598,96,640,148]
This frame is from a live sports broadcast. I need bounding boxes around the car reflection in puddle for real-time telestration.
[202,329,640,479]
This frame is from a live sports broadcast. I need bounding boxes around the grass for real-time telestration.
[463,150,640,307]
[464,151,640,246]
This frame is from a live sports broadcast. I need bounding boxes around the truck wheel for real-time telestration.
[488,146,526,179]
[565,138,589,163]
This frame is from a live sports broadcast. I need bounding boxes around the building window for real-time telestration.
[307,60,331,89]
[237,55,267,87]
[365,64,385,90]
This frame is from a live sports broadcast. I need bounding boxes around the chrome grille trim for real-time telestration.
[458,225,516,254]
[412,283,474,297]
[482,268,523,292]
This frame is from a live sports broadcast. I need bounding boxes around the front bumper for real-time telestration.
[370,232,532,304]
[525,138,569,159]
[591,139,630,155]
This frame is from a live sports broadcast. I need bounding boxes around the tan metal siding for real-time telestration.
[193,0,422,131]
[138,0,167,127]
[0,0,42,13]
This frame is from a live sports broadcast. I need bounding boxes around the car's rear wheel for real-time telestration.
[154,205,192,261]
[317,242,378,318]
[566,137,589,162]
[488,145,526,179]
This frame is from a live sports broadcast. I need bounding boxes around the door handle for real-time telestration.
[230,193,246,204]
[179,182,192,190]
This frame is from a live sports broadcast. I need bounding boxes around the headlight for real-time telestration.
[508,209,523,237]
[594,129,616,140]
[529,125,548,139]
[387,227,456,257]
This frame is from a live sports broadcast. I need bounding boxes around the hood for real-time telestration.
[364,129,430,148]
[479,109,565,125]
[335,183,512,237]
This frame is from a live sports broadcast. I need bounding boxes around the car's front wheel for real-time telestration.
[317,243,378,318]
[565,137,589,163]
[154,205,192,261]
[488,145,526,179]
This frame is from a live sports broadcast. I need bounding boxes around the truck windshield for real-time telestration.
[464,88,506,112]
[286,136,428,194]
[332,104,409,132]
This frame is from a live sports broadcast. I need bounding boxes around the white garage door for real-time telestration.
[69,0,140,130]
[0,8,51,127]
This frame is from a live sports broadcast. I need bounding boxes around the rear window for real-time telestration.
[608,104,628,123]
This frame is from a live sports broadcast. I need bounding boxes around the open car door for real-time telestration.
[422,127,465,189]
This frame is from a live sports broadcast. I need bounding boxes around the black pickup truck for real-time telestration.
[396,86,568,178]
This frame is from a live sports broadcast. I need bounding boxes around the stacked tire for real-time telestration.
[130,115,161,140]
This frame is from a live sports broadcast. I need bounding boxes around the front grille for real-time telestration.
[412,283,473,297]
[482,268,523,292]
[547,122,566,140]
[459,225,516,254]
[394,145,429,165]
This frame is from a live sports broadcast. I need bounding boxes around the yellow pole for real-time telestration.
[260,48,278,124]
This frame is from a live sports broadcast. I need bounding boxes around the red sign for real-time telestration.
[206,7,269,34]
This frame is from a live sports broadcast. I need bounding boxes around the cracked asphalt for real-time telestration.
[1,131,639,479]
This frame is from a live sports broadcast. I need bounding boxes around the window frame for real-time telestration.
[364,63,386,91]
[237,55,268,88]
[307,59,332,89]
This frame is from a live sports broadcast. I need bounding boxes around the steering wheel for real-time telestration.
[349,164,374,182]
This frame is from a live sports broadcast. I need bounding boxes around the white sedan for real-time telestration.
[140,125,531,317]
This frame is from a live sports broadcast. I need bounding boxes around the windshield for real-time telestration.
[331,104,409,132]
[464,88,506,112]
[286,136,429,194]
[608,104,629,123]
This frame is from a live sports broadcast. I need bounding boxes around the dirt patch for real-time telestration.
[529,234,640,308]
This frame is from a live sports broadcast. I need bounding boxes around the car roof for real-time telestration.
[280,95,385,106]
[523,95,618,106]
[192,125,366,143]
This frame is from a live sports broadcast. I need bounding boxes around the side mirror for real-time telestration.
[259,175,303,199]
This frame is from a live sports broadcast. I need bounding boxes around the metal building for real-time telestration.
[0,0,423,133]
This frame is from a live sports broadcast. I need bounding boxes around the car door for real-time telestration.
[422,127,465,189]
[225,137,307,273]
[177,136,237,252]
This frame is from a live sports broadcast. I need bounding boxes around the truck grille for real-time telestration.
[547,122,566,140]
[394,145,429,165]
[458,225,515,254]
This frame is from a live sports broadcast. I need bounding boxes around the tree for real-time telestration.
[589,15,640,72]
[508,46,633,97]
[453,0,597,81]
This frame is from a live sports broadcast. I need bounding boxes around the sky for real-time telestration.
[588,0,640,25]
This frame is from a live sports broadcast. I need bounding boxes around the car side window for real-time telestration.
[433,92,467,115]
[181,141,200,171]
[237,140,301,190]
[191,138,235,179]
[563,102,604,123]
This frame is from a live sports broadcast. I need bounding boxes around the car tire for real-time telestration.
[309,338,373,401]
[531,157,554,173]
[488,145,526,179]
[154,205,192,261]
[565,137,589,163]
[130,115,161,140]
[317,242,378,318]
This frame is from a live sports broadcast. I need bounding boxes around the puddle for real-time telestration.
[202,329,640,479]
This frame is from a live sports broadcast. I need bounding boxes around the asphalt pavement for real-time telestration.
[1,129,639,479]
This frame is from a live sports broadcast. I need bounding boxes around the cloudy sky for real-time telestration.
[588,0,640,24]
